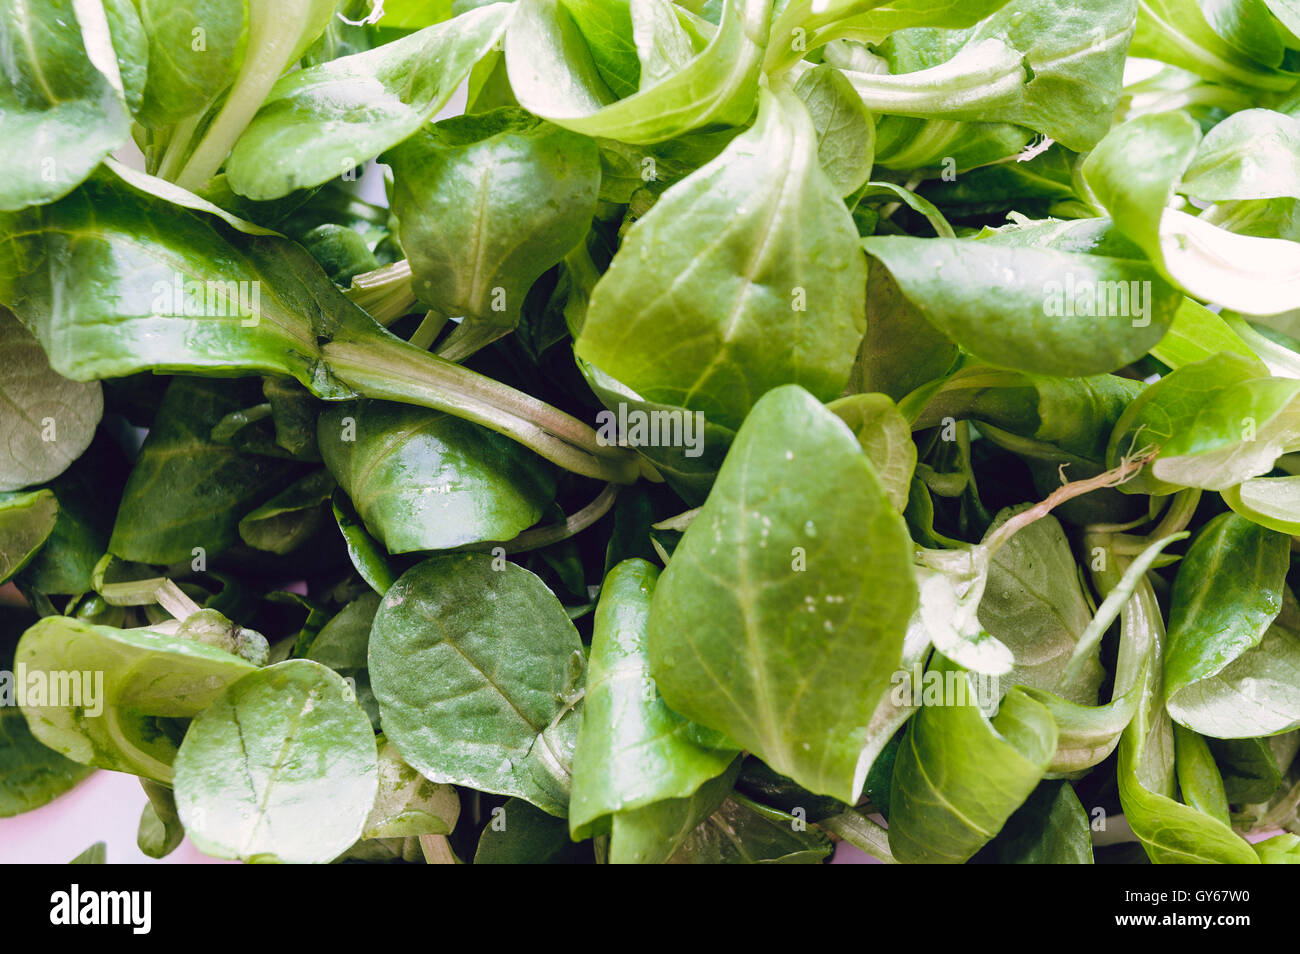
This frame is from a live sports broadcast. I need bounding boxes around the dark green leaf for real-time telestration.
[569,559,739,854]
[109,377,305,564]
[648,385,916,803]
[577,84,866,429]
[0,308,102,492]
[319,400,557,553]
[370,554,584,816]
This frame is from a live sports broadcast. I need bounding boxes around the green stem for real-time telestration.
[418,834,458,864]
[156,112,204,182]
[456,484,620,554]
[345,260,417,327]
[176,1,324,190]
[1145,489,1202,540]
[323,335,641,483]
[1061,531,1188,687]
[437,319,511,363]
[408,310,449,351]
[982,453,1155,557]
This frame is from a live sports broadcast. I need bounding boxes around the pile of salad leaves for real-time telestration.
[5,0,1300,866]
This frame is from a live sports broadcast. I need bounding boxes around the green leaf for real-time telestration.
[561,0,640,98]
[362,737,461,839]
[1181,108,1300,202]
[869,112,1035,173]
[0,0,132,210]
[1207,733,1297,803]
[331,490,397,595]
[847,258,958,403]
[910,547,1015,679]
[1173,723,1232,826]
[578,358,735,506]
[175,608,269,667]
[1254,832,1300,862]
[102,0,147,114]
[1200,0,1288,67]
[792,64,875,197]
[1082,109,1195,267]
[1165,514,1287,708]
[109,377,305,565]
[174,659,378,863]
[1106,351,1264,494]
[667,793,832,863]
[307,592,381,672]
[474,797,591,863]
[916,140,1080,210]
[237,468,336,554]
[630,0,696,87]
[504,0,768,144]
[577,83,866,430]
[0,705,92,817]
[1223,474,1300,532]
[167,0,340,190]
[857,180,955,238]
[137,779,184,859]
[69,842,107,864]
[0,490,58,585]
[1020,531,1185,774]
[976,780,1094,864]
[1148,298,1262,372]
[977,510,1104,705]
[569,559,739,852]
[299,224,380,286]
[1154,377,1300,490]
[15,616,257,782]
[0,308,102,492]
[647,385,917,803]
[1116,573,1260,863]
[262,377,321,458]
[1133,0,1298,91]
[887,657,1058,864]
[826,393,916,512]
[133,0,249,128]
[829,0,1135,152]
[607,759,742,863]
[0,166,370,387]
[918,366,1143,465]
[766,0,1016,74]
[225,4,513,200]
[383,108,600,357]
[378,0,454,29]
[860,235,1180,378]
[369,554,585,816]
[734,758,852,821]
[17,439,124,595]
[0,166,637,483]
[319,400,557,553]
[1165,515,1300,737]
[1085,111,1300,316]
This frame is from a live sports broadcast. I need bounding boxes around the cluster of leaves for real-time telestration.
[5,0,1300,865]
